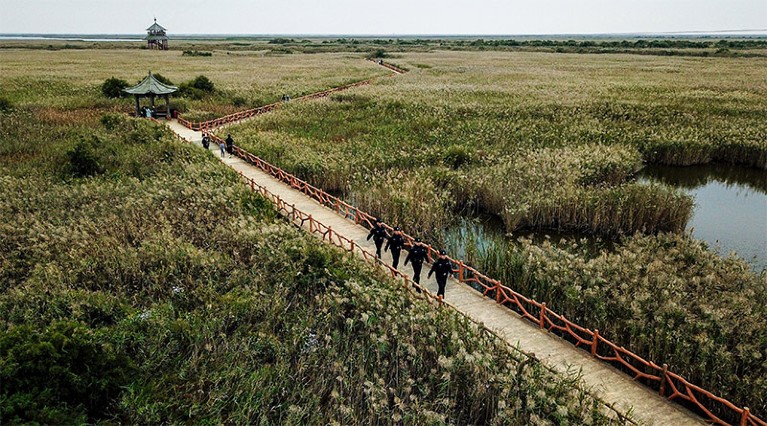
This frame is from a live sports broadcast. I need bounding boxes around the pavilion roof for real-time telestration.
[147,20,166,33]
[123,72,178,95]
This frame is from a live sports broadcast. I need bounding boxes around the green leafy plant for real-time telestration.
[100,77,129,98]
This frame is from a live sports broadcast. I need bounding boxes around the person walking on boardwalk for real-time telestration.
[404,238,429,292]
[384,226,405,269]
[367,218,387,258]
[225,134,234,157]
[201,133,210,150]
[219,139,226,158]
[428,249,454,299]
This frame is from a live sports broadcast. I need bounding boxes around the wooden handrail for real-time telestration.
[163,58,763,425]
[202,136,763,426]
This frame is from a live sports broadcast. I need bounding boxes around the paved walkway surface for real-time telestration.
[167,120,705,426]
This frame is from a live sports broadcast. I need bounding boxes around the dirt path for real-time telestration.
[167,120,705,425]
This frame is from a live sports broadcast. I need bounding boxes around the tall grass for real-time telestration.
[446,230,767,418]
[0,49,388,117]
[227,49,766,239]
[1,103,626,423]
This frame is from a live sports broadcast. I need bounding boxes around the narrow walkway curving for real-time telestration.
[167,120,704,425]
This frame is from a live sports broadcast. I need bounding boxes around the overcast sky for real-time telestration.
[1,0,765,35]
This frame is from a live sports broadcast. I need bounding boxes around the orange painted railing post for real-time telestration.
[539,303,546,329]
[741,407,750,426]
[591,329,599,356]
[308,215,313,232]
[458,261,464,282]
[660,363,668,397]
[327,226,332,241]
[495,281,501,303]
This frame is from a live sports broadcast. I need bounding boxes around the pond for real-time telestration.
[444,163,766,273]
[637,164,767,272]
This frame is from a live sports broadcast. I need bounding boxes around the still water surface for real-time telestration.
[638,164,766,272]
[445,164,766,272]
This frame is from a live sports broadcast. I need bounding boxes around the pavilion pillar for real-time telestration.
[134,95,140,116]
[165,95,170,120]
[150,95,155,108]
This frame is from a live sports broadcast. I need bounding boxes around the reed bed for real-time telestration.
[3,47,764,422]
[1,84,625,423]
[223,50,765,417]
[446,230,767,418]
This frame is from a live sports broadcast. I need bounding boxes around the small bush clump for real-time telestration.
[182,50,212,57]
[67,137,104,178]
[100,77,129,98]
[180,75,216,100]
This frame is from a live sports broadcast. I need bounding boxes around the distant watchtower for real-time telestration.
[145,19,169,50]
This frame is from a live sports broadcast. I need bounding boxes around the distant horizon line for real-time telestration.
[2,30,767,38]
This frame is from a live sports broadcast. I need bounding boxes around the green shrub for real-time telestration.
[100,77,129,98]
[0,321,135,424]
[179,84,205,100]
[67,137,104,178]
[189,75,215,93]
[181,50,212,57]
[151,73,174,86]
[179,76,215,100]
[0,97,13,112]
[370,48,388,59]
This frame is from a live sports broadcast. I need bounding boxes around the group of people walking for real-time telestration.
[367,218,454,298]
[201,133,234,158]
[198,133,452,298]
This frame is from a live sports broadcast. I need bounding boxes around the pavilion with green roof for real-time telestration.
[123,71,178,118]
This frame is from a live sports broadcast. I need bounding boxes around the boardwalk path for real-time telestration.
[167,120,703,425]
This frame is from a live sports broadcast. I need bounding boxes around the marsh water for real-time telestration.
[445,164,766,272]
[638,164,767,272]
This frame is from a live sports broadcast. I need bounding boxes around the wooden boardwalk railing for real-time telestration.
[170,59,764,426]
[178,77,385,131]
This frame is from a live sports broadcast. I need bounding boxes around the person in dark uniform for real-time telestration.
[384,226,405,269]
[366,218,387,258]
[201,133,210,150]
[404,238,429,292]
[428,249,454,299]
[225,134,234,157]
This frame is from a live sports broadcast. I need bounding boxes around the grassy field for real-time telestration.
[228,51,766,238]
[0,51,626,424]
[0,48,388,117]
[222,50,767,416]
[2,46,766,421]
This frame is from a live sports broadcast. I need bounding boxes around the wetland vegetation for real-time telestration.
[1,42,766,422]
[0,47,631,424]
[225,50,767,416]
